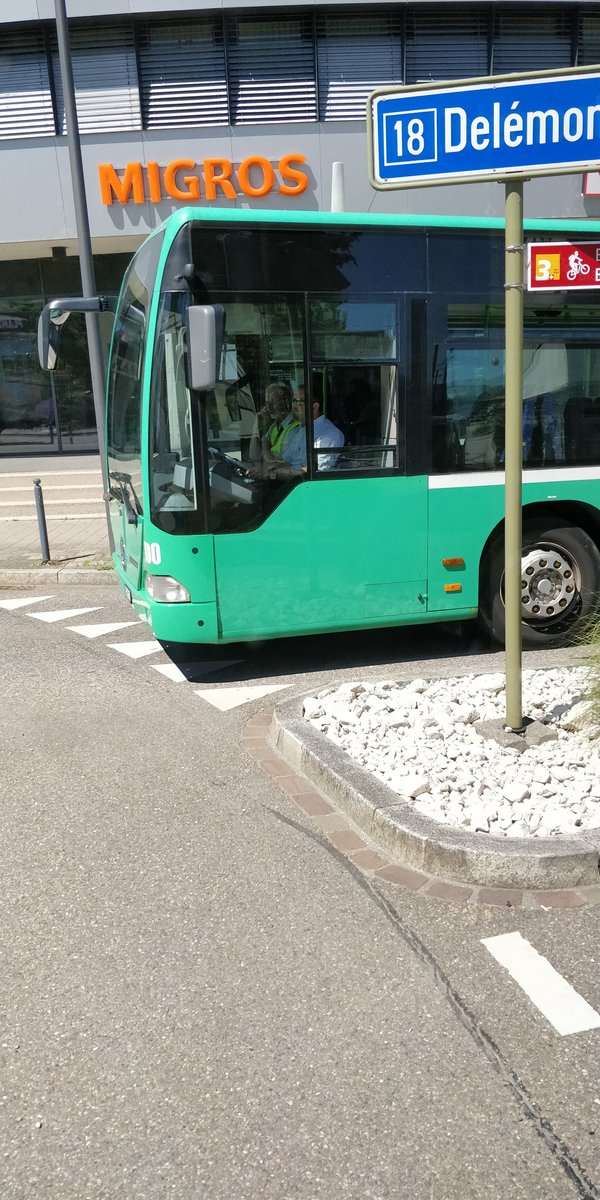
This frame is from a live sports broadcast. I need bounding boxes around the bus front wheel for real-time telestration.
[479,518,600,648]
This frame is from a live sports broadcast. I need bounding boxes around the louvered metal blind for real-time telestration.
[52,22,141,134]
[405,8,490,84]
[228,16,316,125]
[317,12,402,121]
[138,19,228,128]
[0,29,55,140]
[577,9,600,65]
[492,9,572,74]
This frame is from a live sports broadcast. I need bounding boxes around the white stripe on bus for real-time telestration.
[429,466,600,489]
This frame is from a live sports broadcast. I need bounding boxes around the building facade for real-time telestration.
[1,0,599,455]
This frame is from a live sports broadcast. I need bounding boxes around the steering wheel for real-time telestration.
[209,445,252,478]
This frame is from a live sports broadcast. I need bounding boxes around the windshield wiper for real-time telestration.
[106,472,140,526]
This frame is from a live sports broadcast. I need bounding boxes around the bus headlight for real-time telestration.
[145,575,191,603]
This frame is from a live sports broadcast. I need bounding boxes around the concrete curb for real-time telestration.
[0,567,113,586]
[270,694,600,891]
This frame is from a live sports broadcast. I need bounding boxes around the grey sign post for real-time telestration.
[368,64,600,731]
[54,0,114,552]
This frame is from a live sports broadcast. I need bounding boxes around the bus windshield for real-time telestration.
[148,224,410,535]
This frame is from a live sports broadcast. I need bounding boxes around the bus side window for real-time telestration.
[314,366,398,473]
[308,301,398,474]
[150,302,197,513]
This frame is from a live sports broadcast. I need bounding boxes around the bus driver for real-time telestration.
[282,386,345,472]
[249,383,296,465]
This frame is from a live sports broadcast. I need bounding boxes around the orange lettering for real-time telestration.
[163,159,200,201]
[278,153,309,196]
[203,159,236,200]
[237,155,275,199]
[147,161,162,203]
[99,162,145,205]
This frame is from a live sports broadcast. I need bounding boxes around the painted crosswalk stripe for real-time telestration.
[107,640,161,659]
[29,607,101,623]
[67,621,141,639]
[151,658,242,683]
[194,683,290,711]
[0,595,54,610]
[152,663,188,682]
[482,931,600,1036]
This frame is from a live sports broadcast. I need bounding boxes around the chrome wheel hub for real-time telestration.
[520,544,580,621]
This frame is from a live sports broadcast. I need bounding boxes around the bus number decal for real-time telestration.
[144,541,161,565]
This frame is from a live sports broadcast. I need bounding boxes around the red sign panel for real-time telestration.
[528,240,600,291]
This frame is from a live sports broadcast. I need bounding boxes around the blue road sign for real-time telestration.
[368,68,600,189]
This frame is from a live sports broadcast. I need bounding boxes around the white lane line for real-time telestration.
[152,663,188,682]
[29,607,101,623]
[194,683,290,711]
[107,640,161,659]
[0,595,54,610]
[67,621,141,639]
[482,931,600,1036]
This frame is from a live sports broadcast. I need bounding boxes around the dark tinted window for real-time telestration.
[427,232,504,294]
[191,225,427,294]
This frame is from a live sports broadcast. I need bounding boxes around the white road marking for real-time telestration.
[163,658,243,680]
[0,469,100,479]
[0,514,106,522]
[0,595,54,610]
[152,663,188,682]
[482,931,600,1036]
[0,497,102,507]
[195,683,290,711]
[107,640,161,659]
[29,607,101,623]
[67,621,141,639]
[0,483,100,493]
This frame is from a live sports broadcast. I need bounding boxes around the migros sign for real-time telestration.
[99,153,309,205]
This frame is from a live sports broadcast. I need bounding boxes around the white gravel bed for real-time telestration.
[302,668,600,838]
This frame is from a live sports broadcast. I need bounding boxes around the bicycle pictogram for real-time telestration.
[566,251,590,281]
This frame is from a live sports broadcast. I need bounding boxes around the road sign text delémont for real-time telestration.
[368,68,600,189]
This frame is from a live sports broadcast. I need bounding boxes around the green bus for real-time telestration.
[39,207,600,648]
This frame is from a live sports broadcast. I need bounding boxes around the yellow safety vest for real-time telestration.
[268,418,300,455]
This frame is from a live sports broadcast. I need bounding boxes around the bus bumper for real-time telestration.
[114,564,220,642]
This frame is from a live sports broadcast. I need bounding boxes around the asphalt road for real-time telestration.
[1,581,599,1199]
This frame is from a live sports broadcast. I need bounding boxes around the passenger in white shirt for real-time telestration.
[282,386,345,471]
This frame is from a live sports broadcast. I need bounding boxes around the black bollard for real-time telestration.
[33,478,51,564]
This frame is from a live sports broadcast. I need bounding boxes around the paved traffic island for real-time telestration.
[243,671,600,909]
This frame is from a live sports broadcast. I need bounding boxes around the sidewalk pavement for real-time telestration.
[0,453,112,582]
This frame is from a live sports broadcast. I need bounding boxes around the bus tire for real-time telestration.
[478,518,600,649]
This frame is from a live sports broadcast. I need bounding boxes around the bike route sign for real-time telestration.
[368,67,600,189]
[528,240,600,290]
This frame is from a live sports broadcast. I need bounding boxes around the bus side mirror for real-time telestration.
[186,304,225,392]
[38,295,112,370]
[38,302,68,370]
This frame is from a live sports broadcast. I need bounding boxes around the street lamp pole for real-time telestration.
[53,0,113,546]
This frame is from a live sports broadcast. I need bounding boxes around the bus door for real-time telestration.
[106,236,163,591]
[106,301,146,591]
[211,359,429,638]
